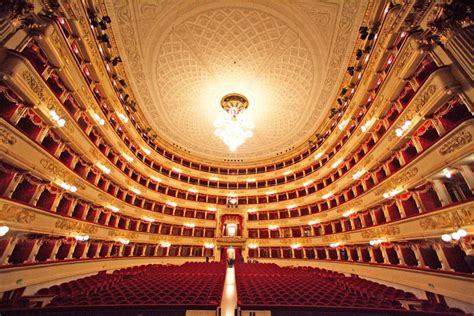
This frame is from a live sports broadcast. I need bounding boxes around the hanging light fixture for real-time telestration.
[214,93,254,152]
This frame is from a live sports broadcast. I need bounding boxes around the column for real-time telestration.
[105,243,113,257]
[47,240,61,261]
[25,240,43,264]
[380,246,391,264]
[66,199,77,217]
[349,217,356,229]
[324,248,330,260]
[370,209,378,225]
[432,243,454,271]
[94,243,102,258]
[460,165,474,191]
[411,193,426,213]
[394,245,406,266]
[395,200,407,218]
[3,174,23,198]
[356,247,363,262]
[347,248,354,261]
[411,245,426,268]
[49,192,63,213]
[331,222,337,233]
[128,244,136,256]
[117,244,125,257]
[314,248,319,260]
[65,241,77,260]
[30,184,45,206]
[432,179,453,206]
[381,205,392,222]
[368,247,376,263]
[336,248,342,260]
[92,209,101,223]
[102,212,112,226]
[0,237,18,265]
[81,242,91,259]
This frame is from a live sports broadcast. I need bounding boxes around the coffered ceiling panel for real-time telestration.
[104,0,368,162]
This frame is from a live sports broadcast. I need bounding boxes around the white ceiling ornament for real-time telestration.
[105,0,368,162]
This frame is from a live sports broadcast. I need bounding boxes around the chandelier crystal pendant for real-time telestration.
[214,93,254,152]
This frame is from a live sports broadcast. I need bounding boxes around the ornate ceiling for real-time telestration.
[104,0,368,162]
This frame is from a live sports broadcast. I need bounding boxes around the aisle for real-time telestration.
[220,266,237,316]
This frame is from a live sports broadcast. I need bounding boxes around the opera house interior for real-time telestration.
[0,0,473,315]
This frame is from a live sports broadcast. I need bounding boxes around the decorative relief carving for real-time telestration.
[393,42,415,77]
[39,158,85,190]
[0,123,17,145]
[286,238,310,245]
[50,31,69,65]
[0,204,36,224]
[21,71,74,132]
[387,85,437,142]
[337,199,364,213]
[360,226,400,239]
[322,234,351,242]
[108,229,139,239]
[374,167,418,196]
[55,218,98,234]
[439,129,472,156]
[419,207,473,230]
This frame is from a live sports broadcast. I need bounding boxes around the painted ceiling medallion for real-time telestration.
[214,93,254,152]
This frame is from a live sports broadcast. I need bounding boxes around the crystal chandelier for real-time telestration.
[214,93,254,152]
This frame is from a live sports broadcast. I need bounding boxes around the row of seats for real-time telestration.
[235,263,467,314]
[0,262,226,311]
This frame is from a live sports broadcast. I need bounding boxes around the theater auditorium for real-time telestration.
[0,0,473,315]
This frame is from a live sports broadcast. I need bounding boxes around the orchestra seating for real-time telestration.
[235,263,467,315]
[0,262,226,315]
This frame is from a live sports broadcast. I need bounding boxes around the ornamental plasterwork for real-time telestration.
[0,204,36,224]
[55,218,98,234]
[419,207,473,230]
[321,233,351,243]
[108,229,139,239]
[374,167,418,196]
[0,122,17,145]
[49,31,70,66]
[104,0,367,162]
[39,158,85,190]
[386,84,437,142]
[360,225,400,239]
[438,129,473,156]
[21,71,74,133]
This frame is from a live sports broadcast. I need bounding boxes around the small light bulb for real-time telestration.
[451,232,460,240]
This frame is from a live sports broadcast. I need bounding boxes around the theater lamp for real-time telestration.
[0,225,9,237]
[441,229,468,242]
[214,93,254,152]
[204,243,215,249]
